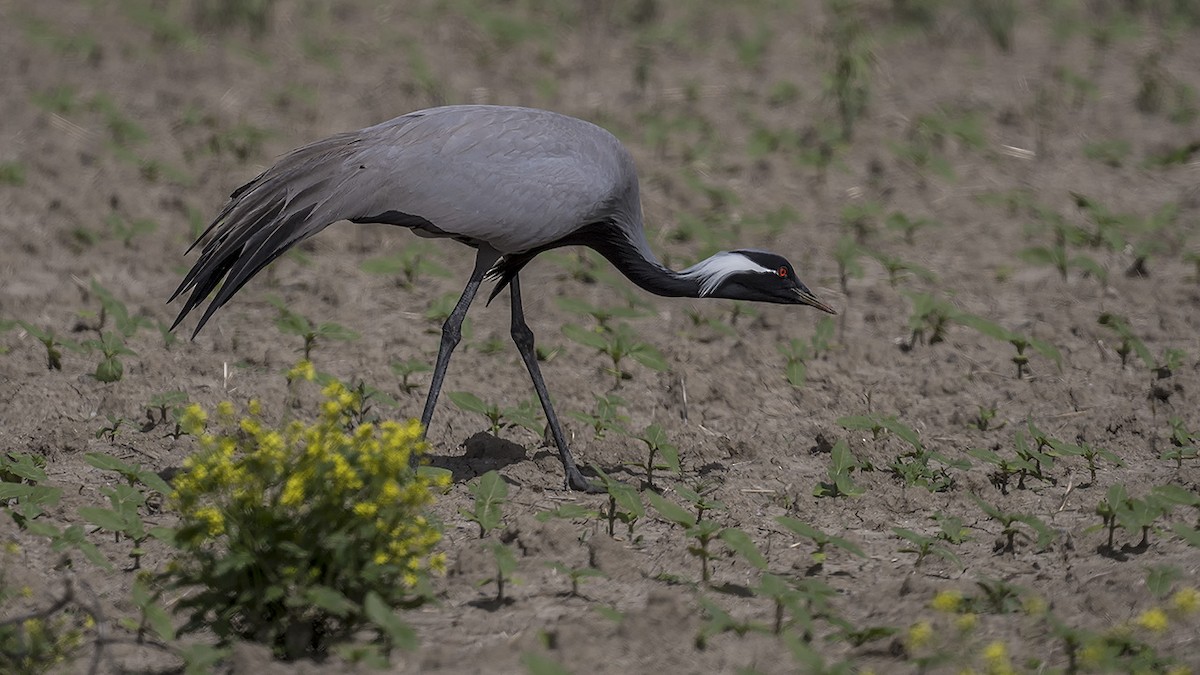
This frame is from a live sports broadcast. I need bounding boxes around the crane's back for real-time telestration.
[350,105,642,253]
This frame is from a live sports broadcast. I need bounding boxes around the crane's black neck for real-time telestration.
[576,222,702,298]
[484,220,704,303]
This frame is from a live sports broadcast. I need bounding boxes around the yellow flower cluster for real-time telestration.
[170,375,449,586]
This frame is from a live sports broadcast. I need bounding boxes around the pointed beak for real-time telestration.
[794,287,838,315]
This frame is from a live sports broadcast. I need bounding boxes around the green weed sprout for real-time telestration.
[545,562,604,597]
[165,380,447,659]
[360,246,449,289]
[482,542,518,605]
[1097,313,1152,369]
[447,392,542,438]
[569,394,629,439]
[970,494,1054,553]
[460,470,507,539]
[390,359,431,394]
[647,489,763,584]
[562,322,668,384]
[776,516,865,570]
[956,314,1061,378]
[813,439,865,498]
[628,424,680,488]
[270,299,360,361]
[17,322,83,371]
[592,466,643,538]
[893,527,963,569]
[82,332,136,383]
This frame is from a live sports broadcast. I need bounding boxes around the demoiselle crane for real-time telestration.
[169,105,836,491]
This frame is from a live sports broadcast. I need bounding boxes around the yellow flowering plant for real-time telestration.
[165,378,448,660]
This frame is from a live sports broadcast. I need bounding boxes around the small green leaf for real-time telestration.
[305,585,356,617]
[646,491,696,527]
[364,591,417,650]
[562,324,609,351]
[522,652,572,675]
[630,346,669,371]
[719,527,767,569]
[79,506,128,532]
[447,391,489,415]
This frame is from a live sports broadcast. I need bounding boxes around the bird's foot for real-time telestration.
[565,466,605,493]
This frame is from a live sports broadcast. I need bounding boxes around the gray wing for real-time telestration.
[169,106,634,336]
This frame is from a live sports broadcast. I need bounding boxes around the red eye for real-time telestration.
[778,266,788,278]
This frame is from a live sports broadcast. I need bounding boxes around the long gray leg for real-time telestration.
[509,275,597,491]
[420,248,498,433]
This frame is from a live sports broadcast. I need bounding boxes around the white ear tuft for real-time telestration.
[681,252,775,296]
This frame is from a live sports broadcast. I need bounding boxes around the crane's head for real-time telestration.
[685,250,837,314]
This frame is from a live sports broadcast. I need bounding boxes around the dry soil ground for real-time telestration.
[1,0,1200,673]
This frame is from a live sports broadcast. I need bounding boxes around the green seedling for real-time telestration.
[95,413,126,442]
[569,394,629,439]
[556,296,648,330]
[390,358,431,393]
[838,412,920,445]
[1162,417,1198,469]
[1019,229,1106,284]
[840,200,883,243]
[481,542,518,604]
[521,652,571,675]
[778,316,834,388]
[1142,140,1200,169]
[832,235,864,296]
[904,291,955,347]
[535,503,601,524]
[627,424,680,488]
[966,446,1035,494]
[968,405,1004,431]
[695,596,769,647]
[885,211,940,245]
[142,391,189,436]
[592,465,644,538]
[79,483,170,570]
[562,322,668,384]
[647,490,742,583]
[696,593,768,648]
[104,213,157,248]
[1097,313,1152,369]
[1094,484,1173,550]
[823,0,872,141]
[0,162,25,186]
[870,251,937,287]
[0,452,63,528]
[270,300,359,360]
[971,494,1053,553]
[544,562,604,597]
[155,319,179,349]
[933,512,971,545]
[447,391,541,437]
[966,577,1027,615]
[1013,427,1055,487]
[813,440,865,498]
[967,0,1017,51]
[125,576,175,645]
[82,332,137,383]
[84,452,171,493]
[207,123,271,163]
[892,527,963,568]
[460,470,507,539]
[1084,138,1131,167]
[17,321,83,371]
[360,246,449,288]
[957,314,1061,378]
[776,516,865,571]
[1045,437,1122,484]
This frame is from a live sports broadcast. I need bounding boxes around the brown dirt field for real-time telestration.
[1,0,1199,673]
